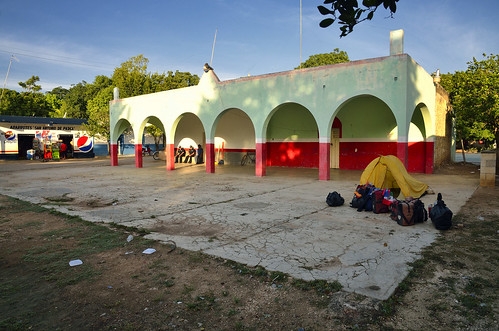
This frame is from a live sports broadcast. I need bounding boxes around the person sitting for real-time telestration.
[184,145,196,163]
[175,146,186,163]
[196,144,204,164]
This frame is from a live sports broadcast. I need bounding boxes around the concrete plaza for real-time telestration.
[0,157,479,300]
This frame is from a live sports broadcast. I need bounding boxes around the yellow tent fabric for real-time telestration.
[359,155,429,198]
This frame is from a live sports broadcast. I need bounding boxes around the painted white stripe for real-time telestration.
[340,138,398,143]
[267,138,320,143]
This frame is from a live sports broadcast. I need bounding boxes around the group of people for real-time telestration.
[175,144,203,164]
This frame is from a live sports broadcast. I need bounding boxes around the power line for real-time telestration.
[0,48,114,71]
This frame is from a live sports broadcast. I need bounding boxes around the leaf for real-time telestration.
[355,8,364,20]
[318,5,334,15]
[347,0,359,8]
[367,10,374,20]
[338,13,353,23]
[363,0,383,6]
[319,18,335,28]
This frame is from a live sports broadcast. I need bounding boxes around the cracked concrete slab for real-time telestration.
[0,157,478,300]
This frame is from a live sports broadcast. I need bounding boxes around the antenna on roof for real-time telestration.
[299,0,302,69]
[210,29,218,66]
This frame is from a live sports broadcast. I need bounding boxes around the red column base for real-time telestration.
[135,144,143,168]
[319,142,330,181]
[206,143,215,173]
[110,143,118,166]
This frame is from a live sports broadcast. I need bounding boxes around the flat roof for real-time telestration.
[0,115,86,125]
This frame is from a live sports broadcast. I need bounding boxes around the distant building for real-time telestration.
[109,30,452,180]
[0,115,94,159]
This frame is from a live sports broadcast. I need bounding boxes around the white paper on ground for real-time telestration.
[142,248,156,255]
[69,259,83,266]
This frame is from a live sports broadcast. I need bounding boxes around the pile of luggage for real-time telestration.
[325,184,453,230]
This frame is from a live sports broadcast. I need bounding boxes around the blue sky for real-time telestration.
[1,0,498,92]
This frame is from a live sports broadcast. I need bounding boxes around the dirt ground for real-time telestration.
[1,162,498,331]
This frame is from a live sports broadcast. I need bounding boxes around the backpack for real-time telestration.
[326,191,345,207]
[430,193,453,230]
[350,184,375,212]
[391,197,428,226]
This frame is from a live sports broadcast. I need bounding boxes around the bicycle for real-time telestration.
[142,146,153,157]
[152,150,160,160]
[241,151,256,166]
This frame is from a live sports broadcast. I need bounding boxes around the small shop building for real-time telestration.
[0,115,95,160]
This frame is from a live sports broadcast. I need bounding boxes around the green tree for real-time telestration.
[59,81,90,119]
[296,48,349,69]
[112,54,150,98]
[60,76,114,119]
[18,75,42,92]
[46,93,64,117]
[150,70,200,92]
[85,55,200,141]
[45,86,69,117]
[318,0,399,37]
[145,124,164,151]
[441,54,499,171]
[0,89,21,114]
[85,85,114,140]
[86,75,113,98]
[2,76,52,116]
[47,86,70,99]
[17,92,52,117]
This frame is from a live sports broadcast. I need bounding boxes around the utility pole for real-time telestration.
[0,55,19,106]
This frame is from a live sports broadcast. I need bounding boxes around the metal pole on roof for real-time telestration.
[299,0,302,69]
[210,29,217,66]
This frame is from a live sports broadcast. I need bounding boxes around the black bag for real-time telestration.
[326,191,344,207]
[364,193,374,212]
[350,196,364,209]
[350,184,374,212]
[430,193,453,230]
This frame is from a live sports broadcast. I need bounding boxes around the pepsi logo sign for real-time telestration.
[76,135,93,153]
[5,130,16,141]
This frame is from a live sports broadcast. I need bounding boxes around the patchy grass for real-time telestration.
[379,187,499,330]
[2,184,498,331]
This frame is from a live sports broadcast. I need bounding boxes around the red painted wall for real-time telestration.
[266,141,319,167]
[226,141,432,173]
[340,141,432,173]
[340,142,397,170]
[407,141,426,173]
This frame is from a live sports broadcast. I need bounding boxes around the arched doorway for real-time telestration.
[266,103,318,168]
[335,95,397,170]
